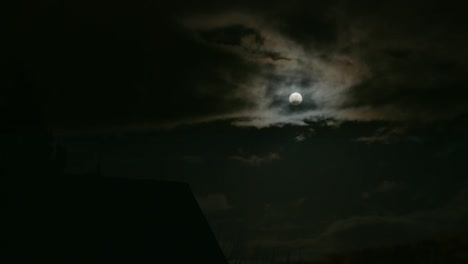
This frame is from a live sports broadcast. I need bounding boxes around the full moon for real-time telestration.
[289,92,303,105]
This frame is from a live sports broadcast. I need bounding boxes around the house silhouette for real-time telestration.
[7,177,228,263]
[4,61,228,263]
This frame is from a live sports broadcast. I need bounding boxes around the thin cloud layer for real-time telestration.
[197,193,232,213]
[6,0,466,130]
[229,152,280,166]
[179,1,467,127]
[183,11,372,127]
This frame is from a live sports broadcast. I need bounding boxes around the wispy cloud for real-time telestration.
[356,126,421,144]
[229,152,280,166]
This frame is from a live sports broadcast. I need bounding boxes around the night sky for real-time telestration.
[4,0,468,261]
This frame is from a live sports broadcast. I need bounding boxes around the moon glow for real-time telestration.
[289,92,303,105]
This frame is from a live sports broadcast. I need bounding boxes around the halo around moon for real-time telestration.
[289,92,303,105]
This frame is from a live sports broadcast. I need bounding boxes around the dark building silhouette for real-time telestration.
[7,177,228,263]
[3,61,227,263]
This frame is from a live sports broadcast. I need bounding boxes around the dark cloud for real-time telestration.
[320,215,430,251]
[181,0,466,126]
[229,152,280,166]
[6,0,467,130]
[338,1,468,121]
[262,2,339,50]
[59,13,261,128]
[245,183,468,259]
[263,198,305,221]
[6,1,266,130]
[196,194,232,213]
[317,184,468,253]
[199,24,264,47]
[356,126,422,144]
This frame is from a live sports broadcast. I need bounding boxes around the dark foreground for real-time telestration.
[6,176,228,263]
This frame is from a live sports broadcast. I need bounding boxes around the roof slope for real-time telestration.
[7,177,228,264]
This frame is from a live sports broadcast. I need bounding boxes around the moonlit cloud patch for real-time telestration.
[181,12,381,127]
[34,0,467,131]
[173,4,467,128]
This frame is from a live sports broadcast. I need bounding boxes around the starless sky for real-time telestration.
[3,0,468,261]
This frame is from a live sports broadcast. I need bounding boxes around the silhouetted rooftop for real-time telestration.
[7,176,228,263]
